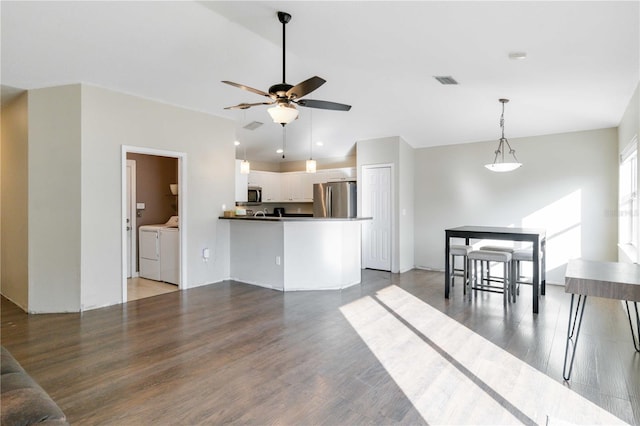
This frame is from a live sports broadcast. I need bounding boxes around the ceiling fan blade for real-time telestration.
[224,101,273,110]
[286,76,326,99]
[222,81,272,99]
[296,99,351,111]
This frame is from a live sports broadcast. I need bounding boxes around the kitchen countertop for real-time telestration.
[219,216,372,222]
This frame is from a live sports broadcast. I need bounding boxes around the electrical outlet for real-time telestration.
[275,256,281,266]
[203,248,210,262]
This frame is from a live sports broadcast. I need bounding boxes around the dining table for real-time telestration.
[445,225,547,313]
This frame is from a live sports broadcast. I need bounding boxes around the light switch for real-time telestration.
[136,203,145,210]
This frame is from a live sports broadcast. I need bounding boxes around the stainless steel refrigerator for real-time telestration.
[313,181,357,218]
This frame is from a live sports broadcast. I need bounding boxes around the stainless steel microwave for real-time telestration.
[248,186,262,204]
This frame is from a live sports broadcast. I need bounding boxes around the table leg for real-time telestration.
[541,238,546,295]
[532,239,539,314]
[625,301,640,352]
[563,294,587,381]
[445,234,450,299]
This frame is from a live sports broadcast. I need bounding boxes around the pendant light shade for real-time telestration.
[306,107,316,173]
[268,103,299,125]
[485,98,522,172]
[306,159,317,173]
[240,159,250,174]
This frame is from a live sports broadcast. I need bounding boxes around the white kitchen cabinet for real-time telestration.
[281,172,304,201]
[250,170,281,202]
[325,167,357,182]
[235,160,248,202]
[247,167,356,203]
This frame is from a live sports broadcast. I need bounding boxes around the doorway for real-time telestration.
[121,146,187,303]
[362,165,392,271]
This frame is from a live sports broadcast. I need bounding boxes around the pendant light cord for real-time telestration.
[309,108,313,160]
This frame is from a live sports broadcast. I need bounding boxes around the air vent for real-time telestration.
[243,121,263,130]
[434,76,459,85]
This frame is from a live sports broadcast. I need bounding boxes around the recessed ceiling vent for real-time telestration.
[243,121,263,130]
[434,76,459,85]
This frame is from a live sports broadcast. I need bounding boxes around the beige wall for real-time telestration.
[80,84,234,310]
[1,93,30,310]
[250,155,356,173]
[127,153,179,226]
[357,136,415,273]
[3,83,235,313]
[414,127,619,284]
[398,138,415,273]
[28,85,83,312]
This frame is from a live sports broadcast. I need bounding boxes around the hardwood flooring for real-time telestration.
[1,269,638,425]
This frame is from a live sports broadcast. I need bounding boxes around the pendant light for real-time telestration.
[485,98,522,172]
[306,109,317,173]
[238,112,250,174]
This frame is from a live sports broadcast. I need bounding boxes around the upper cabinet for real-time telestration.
[324,167,357,182]
[246,167,356,203]
[249,170,280,202]
[235,160,248,202]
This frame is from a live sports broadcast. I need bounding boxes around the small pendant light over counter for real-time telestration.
[485,98,522,172]
[306,108,316,173]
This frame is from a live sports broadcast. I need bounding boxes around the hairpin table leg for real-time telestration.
[563,294,587,381]
[625,301,640,352]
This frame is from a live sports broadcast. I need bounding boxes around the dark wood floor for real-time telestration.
[1,269,638,425]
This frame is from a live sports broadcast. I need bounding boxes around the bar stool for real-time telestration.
[513,248,539,297]
[468,250,513,305]
[478,245,516,301]
[449,245,472,293]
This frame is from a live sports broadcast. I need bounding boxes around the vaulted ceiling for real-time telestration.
[2,1,638,161]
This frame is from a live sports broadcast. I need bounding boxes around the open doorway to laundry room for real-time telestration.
[121,146,186,303]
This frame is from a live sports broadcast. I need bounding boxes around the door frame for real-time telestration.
[126,159,137,278]
[121,145,187,303]
[361,163,396,273]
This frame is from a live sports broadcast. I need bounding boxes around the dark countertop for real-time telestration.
[219,216,372,222]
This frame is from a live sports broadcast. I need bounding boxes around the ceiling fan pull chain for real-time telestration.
[282,127,286,159]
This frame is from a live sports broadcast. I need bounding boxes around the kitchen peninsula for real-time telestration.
[221,216,371,291]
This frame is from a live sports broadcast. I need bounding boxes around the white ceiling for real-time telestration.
[2,1,638,162]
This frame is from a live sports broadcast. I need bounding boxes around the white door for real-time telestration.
[362,166,391,271]
[126,159,136,278]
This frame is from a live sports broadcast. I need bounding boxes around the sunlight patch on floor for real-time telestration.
[339,285,626,425]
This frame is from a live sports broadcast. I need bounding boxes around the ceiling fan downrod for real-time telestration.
[278,11,291,85]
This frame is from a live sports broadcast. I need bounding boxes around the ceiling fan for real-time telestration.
[222,11,351,126]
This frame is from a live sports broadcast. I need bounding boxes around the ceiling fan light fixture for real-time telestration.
[268,103,299,125]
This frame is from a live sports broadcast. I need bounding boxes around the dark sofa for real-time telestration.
[1,346,68,425]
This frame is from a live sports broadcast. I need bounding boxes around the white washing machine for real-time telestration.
[139,216,180,285]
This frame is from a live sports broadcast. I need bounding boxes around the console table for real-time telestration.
[563,259,640,380]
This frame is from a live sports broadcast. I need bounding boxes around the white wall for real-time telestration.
[357,136,415,273]
[414,128,618,284]
[618,83,639,152]
[1,93,30,310]
[80,85,234,310]
[617,82,639,263]
[229,221,284,290]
